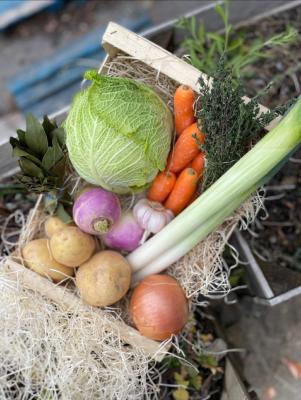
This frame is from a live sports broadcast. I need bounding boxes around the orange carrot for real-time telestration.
[169,123,204,173]
[165,153,173,171]
[191,152,205,177]
[174,85,196,136]
[147,171,177,202]
[164,168,198,215]
[187,190,199,206]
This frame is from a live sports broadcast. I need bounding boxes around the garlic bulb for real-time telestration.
[133,199,174,243]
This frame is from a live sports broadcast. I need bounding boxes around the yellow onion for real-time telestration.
[130,274,188,341]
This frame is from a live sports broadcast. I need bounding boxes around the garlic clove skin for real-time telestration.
[133,201,151,230]
[148,208,173,233]
[133,199,174,234]
[147,211,165,233]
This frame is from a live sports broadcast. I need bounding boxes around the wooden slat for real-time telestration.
[0,113,24,178]
[102,22,206,91]
[102,22,281,131]
[5,258,168,360]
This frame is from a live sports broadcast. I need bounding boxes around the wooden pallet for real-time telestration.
[7,17,151,117]
[0,0,63,30]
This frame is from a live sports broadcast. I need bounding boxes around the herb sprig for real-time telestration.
[196,59,290,189]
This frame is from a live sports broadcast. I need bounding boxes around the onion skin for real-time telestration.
[73,187,121,235]
[130,274,188,341]
[103,211,143,252]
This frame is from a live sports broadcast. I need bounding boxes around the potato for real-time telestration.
[22,239,74,282]
[45,216,75,237]
[76,251,131,307]
[45,216,66,237]
[50,226,95,267]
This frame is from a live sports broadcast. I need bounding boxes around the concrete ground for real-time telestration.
[224,296,301,400]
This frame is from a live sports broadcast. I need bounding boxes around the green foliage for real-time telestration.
[10,114,67,194]
[163,355,182,370]
[172,388,189,400]
[43,194,73,223]
[10,114,72,218]
[65,70,173,194]
[176,0,297,77]
[190,375,202,391]
[172,367,203,399]
[228,266,245,287]
[174,371,189,387]
[0,183,26,197]
[197,355,218,369]
[161,316,224,399]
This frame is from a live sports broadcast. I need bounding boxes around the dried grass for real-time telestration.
[168,193,264,301]
[0,260,162,400]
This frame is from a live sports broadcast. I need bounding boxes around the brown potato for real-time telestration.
[50,226,95,267]
[22,239,74,282]
[45,217,66,237]
[45,216,75,238]
[76,251,131,307]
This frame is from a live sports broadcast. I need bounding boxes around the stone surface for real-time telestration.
[225,296,301,400]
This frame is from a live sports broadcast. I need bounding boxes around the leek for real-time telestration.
[131,185,255,285]
[127,98,301,274]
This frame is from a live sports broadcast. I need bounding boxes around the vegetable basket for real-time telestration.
[2,22,300,399]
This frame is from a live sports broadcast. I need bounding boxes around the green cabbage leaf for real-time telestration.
[65,70,173,193]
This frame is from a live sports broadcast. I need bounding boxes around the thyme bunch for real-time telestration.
[196,60,288,189]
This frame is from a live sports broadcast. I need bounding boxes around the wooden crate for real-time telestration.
[4,22,279,360]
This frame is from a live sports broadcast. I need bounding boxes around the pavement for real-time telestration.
[225,296,301,400]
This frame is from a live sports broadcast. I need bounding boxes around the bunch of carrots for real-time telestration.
[147,85,205,215]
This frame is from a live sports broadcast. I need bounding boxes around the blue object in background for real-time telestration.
[0,0,65,30]
[7,16,152,117]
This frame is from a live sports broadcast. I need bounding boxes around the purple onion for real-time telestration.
[103,211,144,252]
[73,187,121,235]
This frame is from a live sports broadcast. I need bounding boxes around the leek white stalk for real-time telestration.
[131,186,255,285]
[127,99,301,273]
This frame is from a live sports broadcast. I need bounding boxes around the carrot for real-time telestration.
[164,168,198,215]
[191,152,205,177]
[147,171,177,202]
[165,153,173,171]
[174,85,196,136]
[187,190,199,206]
[169,123,204,173]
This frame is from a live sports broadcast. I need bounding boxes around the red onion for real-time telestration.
[103,211,143,252]
[130,274,189,341]
[73,187,121,235]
